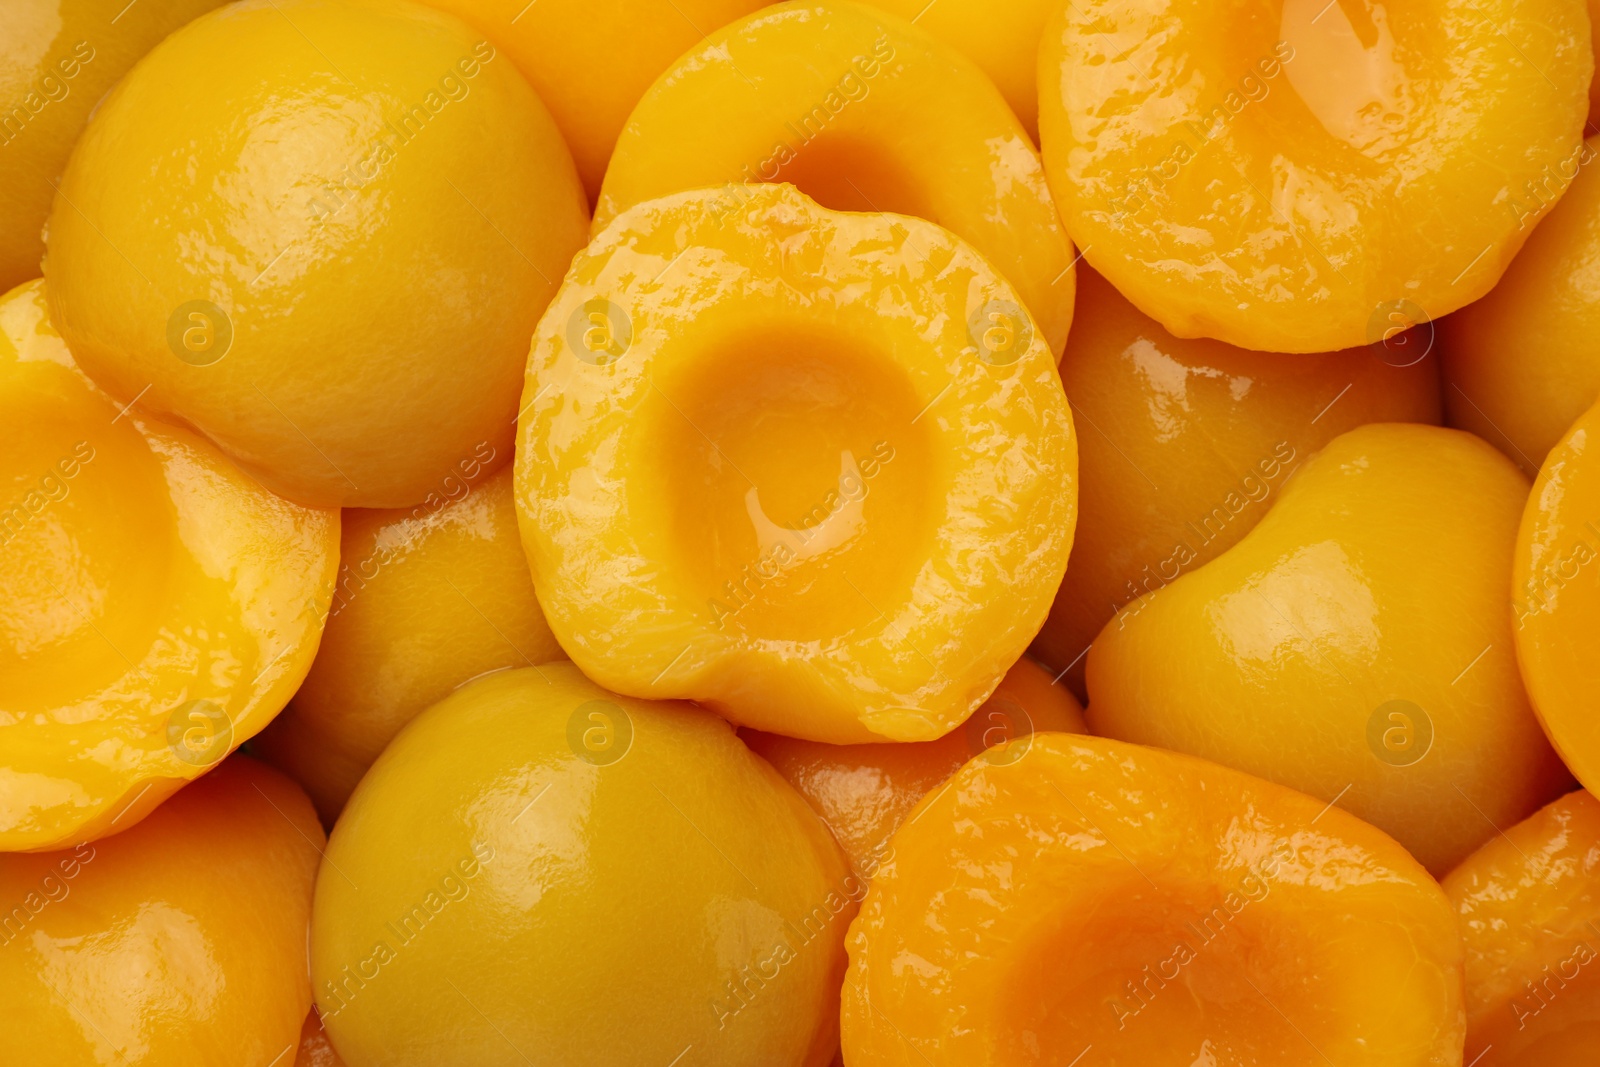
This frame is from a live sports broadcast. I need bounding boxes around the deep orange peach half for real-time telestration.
[842,734,1465,1065]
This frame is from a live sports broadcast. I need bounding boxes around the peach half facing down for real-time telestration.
[1032,265,1441,697]
[840,734,1466,1065]
[0,757,324,1065]
[0,280,338,852]
[252,464,563,824]
[1442,135,1600,478]
[43,0,589,508]
[514,184,1078,745]
[1086,423,1571,875]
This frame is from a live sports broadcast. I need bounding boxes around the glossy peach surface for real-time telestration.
[1515,396,1600,796]
[294,1013,345,1067]
[312,664,851,1067]
[0,0,227,293]
[864,0,1055,140]
[0,279,338,851]
[253,464,562,823]
[744,656,1086,877]
[1591,0,1600,126]
[1442,136,1600,476]
[595,1,1078,354]
[1444,790,1600,1066]
[1087,423,1570,874]
[841,734,1465,1065]
[1038,0,1591,353]
[43,0,589,508]
[421,0,765,201]
[1033,267,1441,694]
[0,757,323,1065]
[515,184,1077,744]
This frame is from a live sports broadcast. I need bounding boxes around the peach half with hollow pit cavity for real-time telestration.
[514,184,1077,744]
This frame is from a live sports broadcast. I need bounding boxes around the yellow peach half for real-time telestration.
[312,664,851,1067]
[514,184,1077,744]
[0,757,324,1064]
[0,279,338,851]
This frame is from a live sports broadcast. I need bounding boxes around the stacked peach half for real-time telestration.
[4,0,1600,1065]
